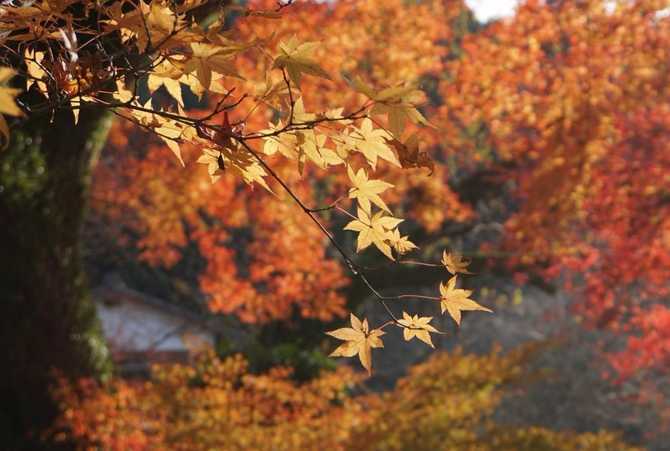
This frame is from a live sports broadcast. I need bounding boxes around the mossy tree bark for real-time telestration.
[0,106,113,449]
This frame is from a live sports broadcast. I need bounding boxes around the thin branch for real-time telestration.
[398,260,443,268]
[235,137,402,324]
[306,196,344,213]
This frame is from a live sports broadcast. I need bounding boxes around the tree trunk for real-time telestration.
[0,106,112,449]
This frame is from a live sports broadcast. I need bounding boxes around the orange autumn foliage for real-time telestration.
[94,123,349,323]
[445,0,670,377]
[233,0,473,228]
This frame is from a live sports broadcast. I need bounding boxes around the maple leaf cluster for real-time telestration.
[15,0,490,373]
[325,251,491,374]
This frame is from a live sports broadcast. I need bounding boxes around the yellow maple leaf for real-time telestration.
[221,144,272,192]
[24,49,48,96]
[439,276,492,326]
[0,68,22,117]
[296,131,328,171]
[346,118,399,170]
[349,78,431,136]
[344,207,402,260]
[252,66,290,105]
[389,228,418,255]
[262,98,317,165]
[0,67,23,149]
[347,166,393,214]
[197,148,225,183]
[185,42,242,90]
[262,122,334,173]
[441,251,472,275]
[397,312,440,348]
[108,1,186,52]
[263,123,299,158]
[112,79,134,103]
[273,36,331,87]
[319,143,347,167]
[326,313,384,375]
[147,58,185,106]
[157,131,185,166]
[284,98,331,171]
[197,144,271,192]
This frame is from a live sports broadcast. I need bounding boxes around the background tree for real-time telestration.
[445,0,670,382]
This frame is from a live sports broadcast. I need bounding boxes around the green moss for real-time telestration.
[0,132,47,203]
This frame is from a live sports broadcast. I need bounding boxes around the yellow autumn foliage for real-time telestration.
[53,347,637,451]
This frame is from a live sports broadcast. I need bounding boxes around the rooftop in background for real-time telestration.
[465,0,518,23]
[93,273,217,375]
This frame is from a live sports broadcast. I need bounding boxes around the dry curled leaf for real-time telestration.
[441,251,472,275]
[386,134,434,174]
